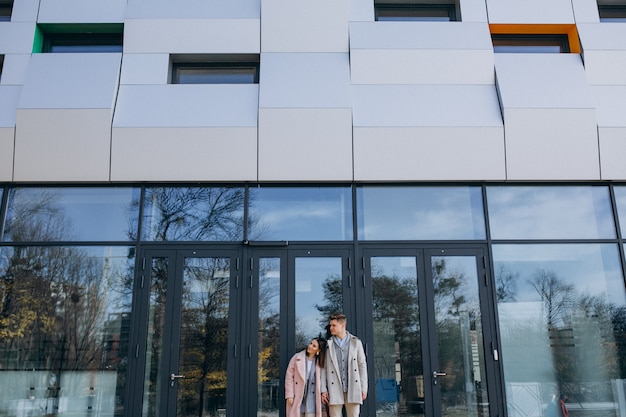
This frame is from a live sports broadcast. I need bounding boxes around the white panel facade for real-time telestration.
[0,129,13,181]
[38,0,126,23]
[0,86,21,127]
[123,19,260,54]
[0,54,31,86]
[125,0,260,19]
[119,53,170,85]
[259,53,351,108]
[14,109,112,181]
[111,127,257,181]
[0,23,37,53]
[571,0,601,23]
[258,108,353,181]
[579,23,626,85]
[504,109,600,180]
[113,85,259,127]
[599,128,626,179]
[8,0,39,22]
[485,0,575,23]
[460,0,489,22]
[261,0,349,52]
[353,127,505,181]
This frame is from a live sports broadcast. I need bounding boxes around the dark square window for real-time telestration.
[598,5,626,21]
[0,0,12,22]
[375,3,458,21]
[170,55,260,84]
[43,33,123,53]
[492,34,570,53]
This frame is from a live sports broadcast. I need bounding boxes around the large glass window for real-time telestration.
[613,186,626,237]
[248,187,352,241]
[2,187,139,242]
[142,187,245,241]
[0,245,134,417]
[357,186,485,240]
[487,186,616,239]
[493,243,626,417]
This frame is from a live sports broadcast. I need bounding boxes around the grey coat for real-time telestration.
[321,333,368,405]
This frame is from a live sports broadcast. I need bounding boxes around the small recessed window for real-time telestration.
[598,5,626,21]
[170,55,260,84]
[0,0,13,22]
[43,33,123,53]
[492,34,570,53]
[375,3,458,21]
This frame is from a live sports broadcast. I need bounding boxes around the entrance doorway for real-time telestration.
[128,244,501,417]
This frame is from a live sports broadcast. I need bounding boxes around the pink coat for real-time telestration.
[285,350,323,417]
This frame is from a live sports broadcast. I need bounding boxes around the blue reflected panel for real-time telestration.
[142,187,245,241]
[357,186,485,240]
[493,244,626,417]
[613,186,626,237]
[0,245,134,416]
[3,187,140,242]
[487,186,615,239]
[248,187,353,241]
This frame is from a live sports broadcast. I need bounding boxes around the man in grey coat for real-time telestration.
[320,312,368,417]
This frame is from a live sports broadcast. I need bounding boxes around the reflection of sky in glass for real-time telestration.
[614,186,626,237]
[357,186,485,240]
[3,187,139,242]
[295,257,342,343]
[248,187,353,241]
[487,186,615,239]
[493,244,625,308]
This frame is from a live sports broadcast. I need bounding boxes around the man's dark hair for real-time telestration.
[329,312,347,323]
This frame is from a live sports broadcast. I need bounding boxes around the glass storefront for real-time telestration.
[0,184,624,417]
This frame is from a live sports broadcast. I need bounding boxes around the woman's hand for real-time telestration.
[286,398,294,407]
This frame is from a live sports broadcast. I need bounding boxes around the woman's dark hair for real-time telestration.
[314,337,327,368]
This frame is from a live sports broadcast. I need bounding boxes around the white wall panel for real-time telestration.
[495,54,592,108]
[0,54,30,85]
[111,127,257,181]
[571,0,601,23]
[125,0,260,19]
[590,85,626,126]
[350,22,492,50]
[504,108,599,180]
[9,0,39,22]
[0,86,21,127]
[14,109,112,181]
[0,23,36,53]
[120,54,170,85]
[113,85,258,127]
[353,127,505,181]
[258,108,352,181]
[0,128,13,181]
[259,53,351,108]
[579,24,626,85]
[38,0,126,23]
[486,0,575,23]
[18,53,122,109]
[350,49,494,84]
[599,127,626,179]
[123,19,260,54]
[460,0,489,22]
[261,0,349,52]
[350,0,374,22]
[352,85,502,127]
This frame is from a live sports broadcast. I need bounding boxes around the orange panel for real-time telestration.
[489,24,581,53]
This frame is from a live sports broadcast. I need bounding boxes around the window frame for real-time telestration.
[491,33,570,53]
[0,0,12,22]
[598,4,626,21]
[169,54,260,85]
[489,24,581,54]
[374,3,459,21]
[42,33,123,53]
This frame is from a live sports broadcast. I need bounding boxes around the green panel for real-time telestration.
[32,25,43,53]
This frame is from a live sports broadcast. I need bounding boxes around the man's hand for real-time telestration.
[321,392,329,404]
[286,398,294,407]
[362,391,368,401]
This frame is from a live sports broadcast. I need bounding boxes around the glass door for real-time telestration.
[132,248,240,417]
[363,247,497,417]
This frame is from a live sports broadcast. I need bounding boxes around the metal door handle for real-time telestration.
[432,371,446,385]
[170,373,185,386]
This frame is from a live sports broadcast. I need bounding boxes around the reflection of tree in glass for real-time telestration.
[139,187,246,241]
[315,278,343,330]
[177,258,230,417]
[5,189,74,241]
[258,259,280,413]
[494,263,518,302]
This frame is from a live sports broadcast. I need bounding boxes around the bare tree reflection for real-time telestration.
[138,187,246,241]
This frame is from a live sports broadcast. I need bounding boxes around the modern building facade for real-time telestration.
[1,0,626,416]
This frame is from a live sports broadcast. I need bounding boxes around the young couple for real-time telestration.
[284,312,368,417]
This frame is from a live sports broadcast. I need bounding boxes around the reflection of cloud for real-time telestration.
[487,187,614,239]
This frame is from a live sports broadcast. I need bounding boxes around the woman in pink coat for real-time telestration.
[285,337,327,417]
